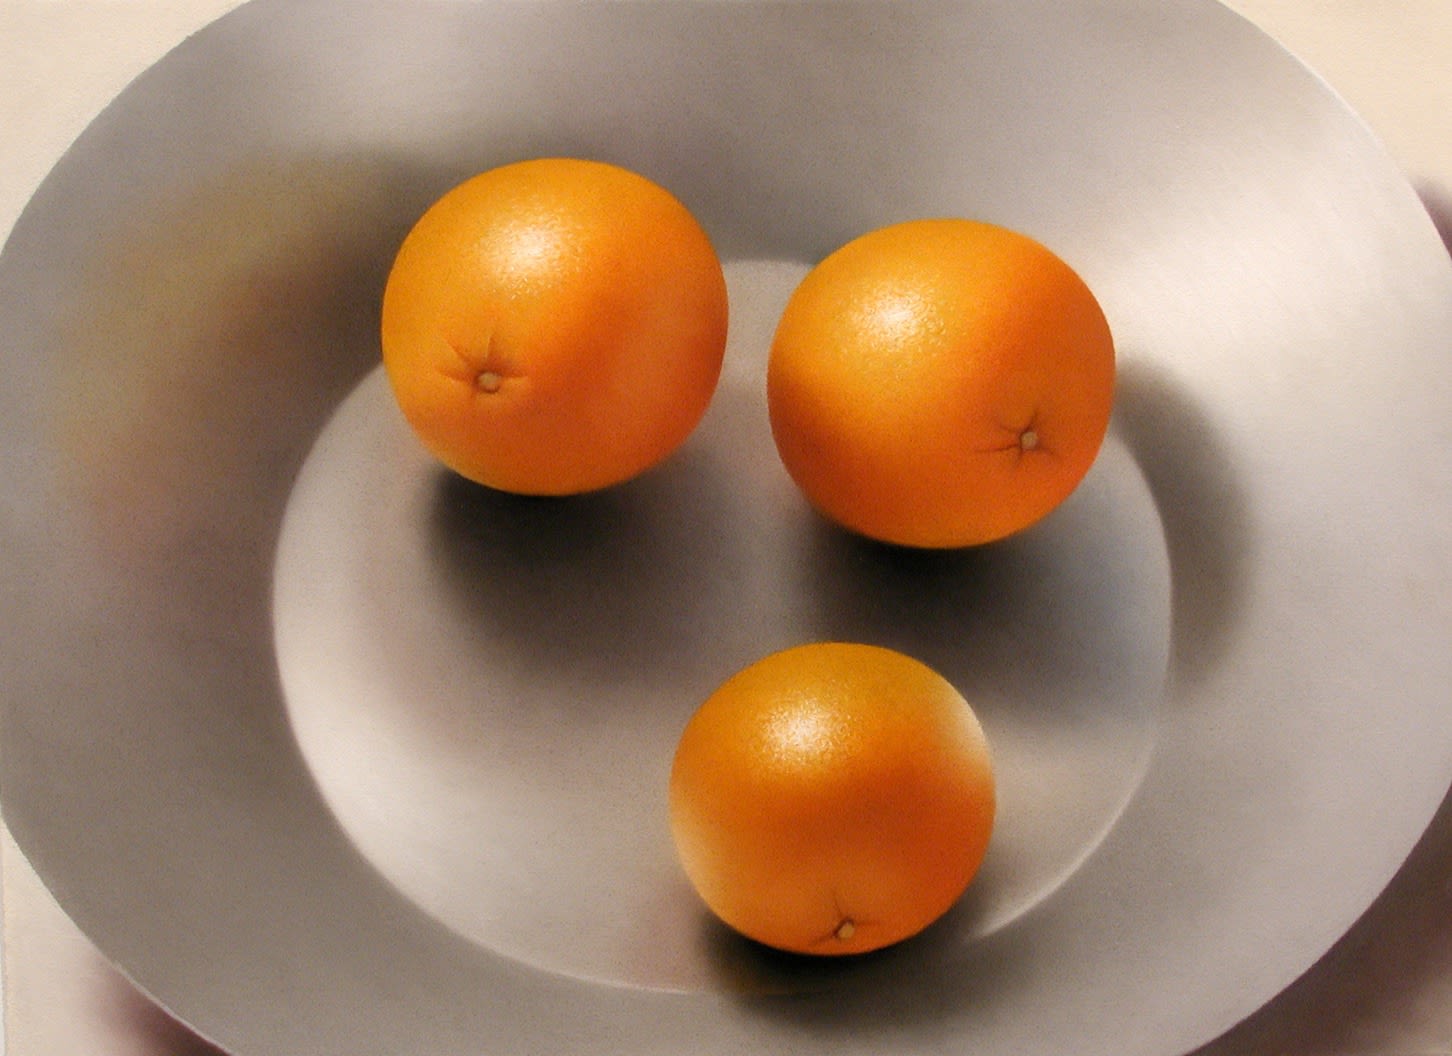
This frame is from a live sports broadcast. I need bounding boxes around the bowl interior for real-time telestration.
[272,257,1170,990]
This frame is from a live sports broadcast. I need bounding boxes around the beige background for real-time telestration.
[2,2,1450,1054]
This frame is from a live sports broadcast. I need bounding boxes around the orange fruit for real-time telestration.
[380,158,728,495]
[767,218,1115,548]
[668,642,995,956]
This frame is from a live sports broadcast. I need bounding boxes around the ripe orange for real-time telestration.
[380,158,728,495]
[668,642,995,956]
[767,218,1115,548]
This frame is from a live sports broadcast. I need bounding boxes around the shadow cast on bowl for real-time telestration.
[426,444,738,691]
[1112,357,1255,688]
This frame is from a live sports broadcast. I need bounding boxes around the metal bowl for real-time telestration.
[3,2,1451,1054]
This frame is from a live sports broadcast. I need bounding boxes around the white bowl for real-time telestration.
[3,2,1452,1054]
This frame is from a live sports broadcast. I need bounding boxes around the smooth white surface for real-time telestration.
[2,3,1451,1056]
